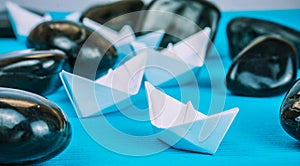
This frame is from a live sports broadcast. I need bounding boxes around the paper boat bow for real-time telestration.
[145,82,239,154]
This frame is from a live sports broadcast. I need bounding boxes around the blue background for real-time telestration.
[1,9,300,165]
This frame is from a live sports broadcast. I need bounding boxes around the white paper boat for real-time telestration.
[83,18,164,62]
[131,27,211,86]
[83,18,135,46]
[60,52,147,118]
[145,82,239,154]
[5,1,52,41]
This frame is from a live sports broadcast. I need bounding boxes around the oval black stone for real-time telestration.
[227,17,300,63]
[27,20,118,79]
[80,0,144,31]
[0,49,66,95]
[137,0,220,48]
[0,87,71,165]
[226,36,298,97]
[280,79,300,141]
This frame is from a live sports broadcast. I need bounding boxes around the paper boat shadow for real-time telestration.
[145,82,239,154]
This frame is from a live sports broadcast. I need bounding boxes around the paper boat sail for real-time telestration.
[60,52,147,118]
[145,82,239,154]
[131,27,211,86]
[5,1,51,41]
[83,18,164,62]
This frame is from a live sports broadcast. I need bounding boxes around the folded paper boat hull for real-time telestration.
[144,49,202,86]
[60,51,147,118]
[152,108,238,154]
[114,31,165,67]
[133,28,210,86]
[60,71,132,117]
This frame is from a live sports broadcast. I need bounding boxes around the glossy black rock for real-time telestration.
[137,0,220,47]
[227,17,300,62]
[0,10,15,38]
[80,0,144,31]
[280,79,300,141]
[226,36,297,97]
[0,49,66,95]
[27,20,118,79]
[0,87,71,165]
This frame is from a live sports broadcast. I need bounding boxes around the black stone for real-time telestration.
[137,0,220,48]
[280,79,300,141]
[80,0,144,31]
[0,10,15,38]
[226,36,297,97]
[227,17,300,63]
[0,49,66,96]
[0,87,71,165]
[27,20,118,79]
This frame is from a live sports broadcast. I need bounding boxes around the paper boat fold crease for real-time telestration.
[60,52,147,117]
[145,82,239,154]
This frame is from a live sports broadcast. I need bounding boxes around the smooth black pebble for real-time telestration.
[0,87,71,165]
[27,20,118,79]
[0,49,66,95]
[80,0,144,31]
[226,36,297,97]
[280,79,300,141]
[137,0,220,47]
[227,17,300,63]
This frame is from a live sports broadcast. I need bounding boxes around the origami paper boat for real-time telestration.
[131,27,211,86]
[5,1,51,41]
[60,52,147,118]
[145,82,239,154]
[83,18,164,64]
[83,18,135,46]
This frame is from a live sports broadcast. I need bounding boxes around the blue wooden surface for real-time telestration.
[1,9,300,165]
